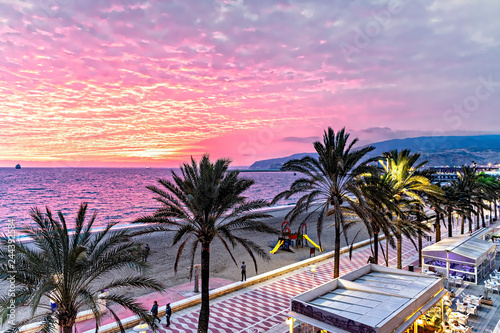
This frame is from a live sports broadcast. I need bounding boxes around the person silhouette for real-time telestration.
[151,301,160,323]
[165,303,172,327]
[241,261,247,281]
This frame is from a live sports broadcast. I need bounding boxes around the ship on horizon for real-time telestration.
[15,163,21,169]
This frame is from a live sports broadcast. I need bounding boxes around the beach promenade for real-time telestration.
[73,221,500,333]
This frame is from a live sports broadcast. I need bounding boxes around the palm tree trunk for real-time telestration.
[447,210,453,237]
[481,207,486,228]
[461,214,465,234]
[58,314,76,333]
[418,229,423,267]
[468,213,473,233]
[435,212,441,242]
[495,199,498,221]
[57,310,77,333]
[490,202,493,223]
[476,209,480,230]
[334,220,341,278]
[386,234,389,267]
[198,242,211,333]
[333,223,340,279]
[333,201,344,279]
[397,226,402,269]
[373,230,379,265]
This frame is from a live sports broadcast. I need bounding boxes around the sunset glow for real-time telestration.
[1,0,499,167]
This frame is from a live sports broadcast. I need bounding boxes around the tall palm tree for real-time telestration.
[410,203,429,268]
[272,127,376,278]
[442,184,459,238]
[453,166,482,232]
[448,169,474,234]
[477,172,499,227]
[379,150,442,269]
[425,193,446,242]
[0,203,163,333]
[357,171,399,265]
[135,155,277,333]
[418,169,446,242]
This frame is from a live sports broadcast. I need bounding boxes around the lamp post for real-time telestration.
[454,212,460,234]
[414,310,424,332]
[285,317,294,333]
[193,264,201,292]
[187,264,201,292]
[414,317,424,332]
[310,264,317,287]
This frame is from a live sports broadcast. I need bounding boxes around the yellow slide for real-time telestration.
[303,235,323,251]
[270,240,284,254]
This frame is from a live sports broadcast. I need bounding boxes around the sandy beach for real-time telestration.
[129,205,371,296]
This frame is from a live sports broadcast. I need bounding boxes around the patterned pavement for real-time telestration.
[107,221,472,333]
[139,234,438,333]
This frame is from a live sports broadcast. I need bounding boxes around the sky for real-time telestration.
[1,0,499,168]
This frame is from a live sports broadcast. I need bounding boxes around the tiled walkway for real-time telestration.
[448,270,500,333]
[74,279,234,332]
[131,237,434,333]
[83,221,494,333]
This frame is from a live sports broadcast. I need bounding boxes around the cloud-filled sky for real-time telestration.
[1,0,499,167]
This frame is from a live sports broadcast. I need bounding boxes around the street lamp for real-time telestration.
[413,310,424,332]
[310,264,317,287]
[285,317,294,332]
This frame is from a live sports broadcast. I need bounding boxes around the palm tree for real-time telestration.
[357,171,399,265]
[272,127,376,278]
[448,168,475,234]
[442,184,459,238]
[135,155,278,333]
[418,169,446,242]
[411,203,429,268]
[379,149,442,269]
[0,203,163,333]
[425,194,447,242]
[477,172,499,227]
[453,166,482,232]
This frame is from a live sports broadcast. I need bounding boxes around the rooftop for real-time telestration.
[290,264,444,333]
[422,233,496,262]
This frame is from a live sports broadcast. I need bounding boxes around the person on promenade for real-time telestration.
[151,301,160,323]
[50,301,57,312]
[241,261,247,281]
[165,303,172,327]
[367,256,375,264]
[144,244,151,262]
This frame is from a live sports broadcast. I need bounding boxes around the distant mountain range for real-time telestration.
[248,135,500,170]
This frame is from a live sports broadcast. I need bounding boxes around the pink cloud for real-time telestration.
[0,0,499,167]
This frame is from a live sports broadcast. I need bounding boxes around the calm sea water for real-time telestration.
[0,168,298,234]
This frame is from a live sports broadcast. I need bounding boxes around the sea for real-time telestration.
[0,168,299,235]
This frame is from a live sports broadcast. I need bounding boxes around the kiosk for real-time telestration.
[421,234,496,283]
[288,265,447,333]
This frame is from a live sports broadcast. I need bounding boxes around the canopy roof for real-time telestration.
[289,265,444,333]
[422,234,495,263]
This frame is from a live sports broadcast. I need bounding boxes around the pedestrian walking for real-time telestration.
[144,244,150,262]
[367,256,375,264]
[50,301,57,312]
[151,301,160,323]
[241,261,246,281]
[165,303,172,327]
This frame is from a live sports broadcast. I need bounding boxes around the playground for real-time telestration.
[270,221,323,255]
